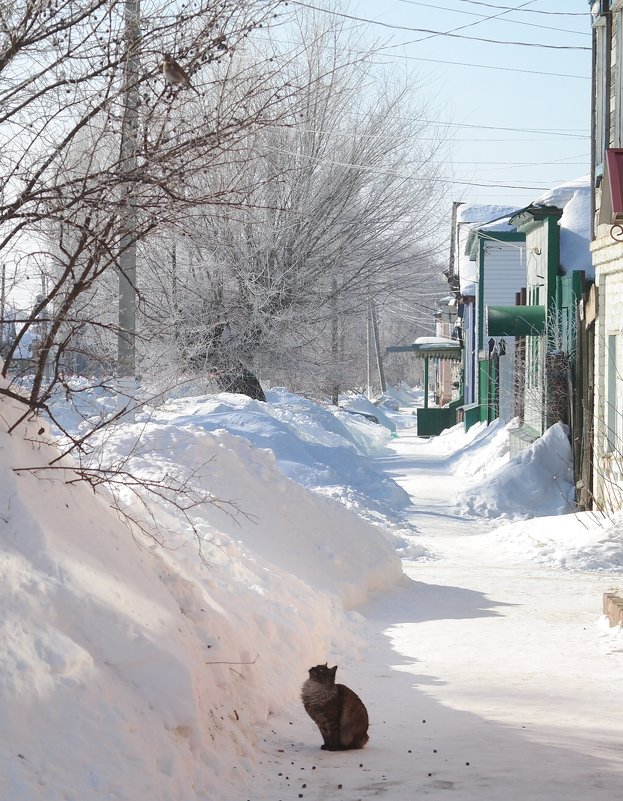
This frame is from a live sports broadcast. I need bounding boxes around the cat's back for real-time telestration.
[336,683,369,748]
[337,683,369,723]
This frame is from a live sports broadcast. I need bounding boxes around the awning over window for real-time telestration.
[487,305,545,336]
[600,148,623,224]
[386,336,463,360]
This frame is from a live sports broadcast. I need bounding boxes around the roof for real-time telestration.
[454,204,522,296]
[386,336,462,359]
[512,175,592,278]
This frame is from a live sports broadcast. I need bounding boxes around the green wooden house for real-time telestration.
[485,179,593,504]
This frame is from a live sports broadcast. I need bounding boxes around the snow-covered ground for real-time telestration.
[2,382,623,800]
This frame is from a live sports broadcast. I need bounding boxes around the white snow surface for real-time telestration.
[533,175,592,278]
[454,178,592,297]
[2,383,623,800]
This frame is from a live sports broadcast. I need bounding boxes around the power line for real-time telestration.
[455,164,587,175]
[376,51,589,80]
[447,0,588,16]
[423,120,588,139]
[262,143,553,190]
[289,121,587,138]
[414,137,585,142]
[394,0,590,37]
[270,123,588,165]
[286,1,591,51]
[398,0,541,47]
[455,156,588,165]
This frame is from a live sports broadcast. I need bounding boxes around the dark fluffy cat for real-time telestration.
[301,663,369,750]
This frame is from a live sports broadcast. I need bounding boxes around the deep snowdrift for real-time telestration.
[0,390,401,801]
[2,382,623,801]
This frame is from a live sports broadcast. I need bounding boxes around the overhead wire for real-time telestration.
[276,2,589,203]
[285,2,591,50]
[260,143,553,191]
[445,0,588,16]
[422,120,588,138]
[394,0,542,47]
[277,121,587,139]
[393,0,590,36]
[378,53,589,80]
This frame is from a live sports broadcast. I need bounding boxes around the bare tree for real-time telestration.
[0,0,293,418]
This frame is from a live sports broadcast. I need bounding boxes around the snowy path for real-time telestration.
[249,428,623,801]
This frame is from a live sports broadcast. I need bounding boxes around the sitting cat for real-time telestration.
[301,663,369,750]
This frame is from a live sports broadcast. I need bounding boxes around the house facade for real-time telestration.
[590,1,623,510]
[444,178,593,503]
[500,180,594,501]
[450,205,525,426]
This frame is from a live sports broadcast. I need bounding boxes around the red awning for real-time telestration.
[602,149,623,223]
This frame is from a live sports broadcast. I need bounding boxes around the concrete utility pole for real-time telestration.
[369,299,386,395]
[0,263,5,356]
[330,277,339,405]
[118,0,141,391]
[366,303,373,400]
[448,200,464,277]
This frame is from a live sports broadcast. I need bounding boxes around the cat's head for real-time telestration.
[308,663,338,685]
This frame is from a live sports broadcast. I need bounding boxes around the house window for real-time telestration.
[606,334,621,452]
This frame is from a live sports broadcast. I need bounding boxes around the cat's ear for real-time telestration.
[329,665,338,677]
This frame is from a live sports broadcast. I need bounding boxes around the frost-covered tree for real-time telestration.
[138,9,450,399]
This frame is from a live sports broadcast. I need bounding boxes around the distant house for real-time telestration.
[451,204,525,427]
[590,1,623,511]
[0,306,34,372]
[433,293,460,406]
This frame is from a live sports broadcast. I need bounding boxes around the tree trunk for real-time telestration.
[217,365,266,401]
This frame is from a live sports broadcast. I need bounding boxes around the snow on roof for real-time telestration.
[532,175,592,278]
[411,336,462,359]
[453,176,592,294]
[455,204,521,296]
[413,336,458,346]
[456,204,519,226]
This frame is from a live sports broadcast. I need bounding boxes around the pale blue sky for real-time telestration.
[344,0,591,209]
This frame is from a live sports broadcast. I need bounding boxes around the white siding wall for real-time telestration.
[498,349,516,423]
[477,240,526,420]
[523,225,549,436]
[525,227,548,290]
[523,336,545,434]
[482,242,526,308]
[463,302,477,405]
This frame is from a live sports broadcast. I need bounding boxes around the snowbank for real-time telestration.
[449,421,575,520]
[0,391,402,801]
[489,511,623,573]
[3,377,617,801]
